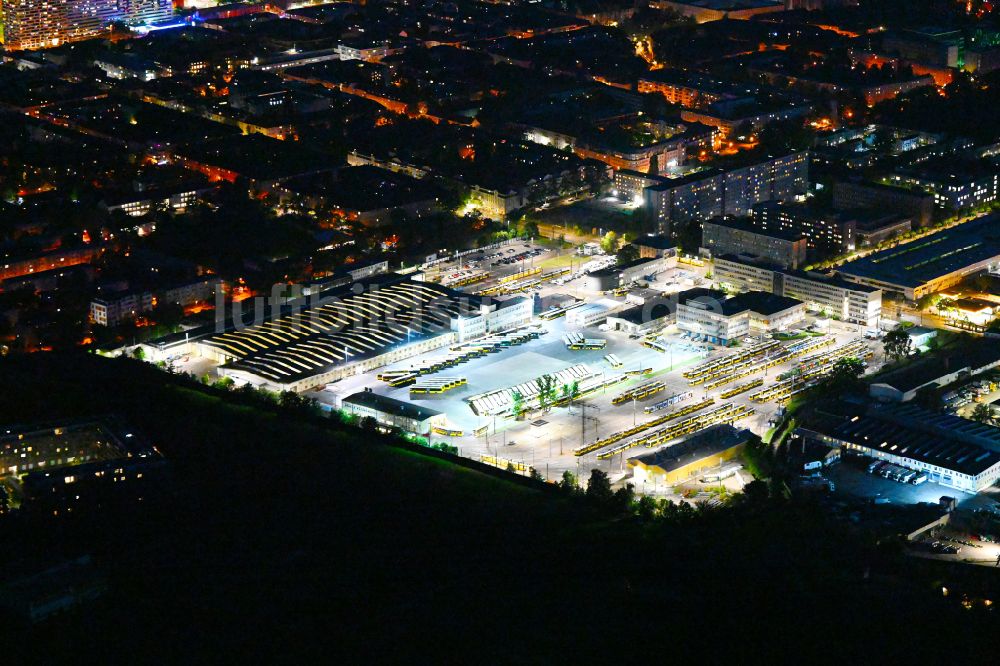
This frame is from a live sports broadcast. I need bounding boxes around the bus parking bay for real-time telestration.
[319,316,863,484]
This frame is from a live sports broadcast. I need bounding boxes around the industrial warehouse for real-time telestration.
[799,404,1000,493]
[143,274,533,392]
[837,213,1000,300]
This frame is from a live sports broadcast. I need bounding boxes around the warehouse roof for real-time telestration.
[629,424,752,473]
[830,405,1000,476]
[343,390,442,422]
[203,276,481,385]
[837,213,1000,289]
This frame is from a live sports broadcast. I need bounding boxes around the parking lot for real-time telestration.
[322,303,868,483]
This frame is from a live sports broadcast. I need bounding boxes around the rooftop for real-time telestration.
[830,404,1000,476]
[629,424,753,474]
[202,276,483,385]
[838,214,1000,289]
[726,290,803,315]
[343,390,442,422]
[706,216,809,243]
[869,336,1000,394]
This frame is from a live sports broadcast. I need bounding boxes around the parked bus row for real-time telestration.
[574,397,715,456]
[612,381,666,405]
[596,403,754,460]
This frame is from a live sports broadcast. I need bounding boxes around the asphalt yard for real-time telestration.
[319,313,866,483]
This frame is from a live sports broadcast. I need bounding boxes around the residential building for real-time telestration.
[751,201,857,253]
[89,277,221,326]
[613,170,665,205]
[645,152,808,234]
[648,0,785,24]
[679,97,812,137]
[702,217,808,269]
[0,0,173,51]
[888,157,1000,212]
[832,180,935,228]
[637,68,744,109]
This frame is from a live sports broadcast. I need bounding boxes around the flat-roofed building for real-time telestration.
[833,179,935,228]
[868,336,1000,402]
[0,0,173,51]
[644,152,808,234]
[751,201,857,253]
[629,424,752,487]
[888,157,1000,212]
[726,291,805,331]
[144,275,532,392]
[606,301,676,335]
[341,390,446,435]
[613,169,665,204]
[702,217,808,269]
[676,287,749,344]
[837,213,1000,300]
[798,404,1000,493]
[712,254,882,328]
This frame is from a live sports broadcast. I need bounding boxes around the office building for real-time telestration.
[0,0,173,51]
[713,255,882,328]
[676,288,748,344]
[676,288,804,343]
[702,217,808,269]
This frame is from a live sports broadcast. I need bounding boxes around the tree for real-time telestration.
[616,243,640,266]
[536,374,557,412]
[634,494,657,521]
[600,231,618,254]
[916,294,942,311]
[827,357,865,393]
[971,403,995,425]
[529,467,545,482]
[511,390,525,420]
[585,469,614,505]
[648,153,660,175]
[612,483,635,512]
[131,346,145,361]
[559,470,579,492]
[883,326,912,361]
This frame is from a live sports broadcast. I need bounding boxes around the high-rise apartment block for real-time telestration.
[1,0,172,51]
